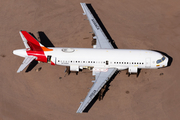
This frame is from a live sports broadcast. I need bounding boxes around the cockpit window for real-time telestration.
[156,59,162,64]
[162,56,165,61]
[156,56,166,64]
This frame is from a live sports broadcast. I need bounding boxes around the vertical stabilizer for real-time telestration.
[19,31,31,50]
[19,31,52,52]
[20,31,43,51]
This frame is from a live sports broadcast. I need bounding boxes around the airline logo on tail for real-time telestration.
[13,31,53,73]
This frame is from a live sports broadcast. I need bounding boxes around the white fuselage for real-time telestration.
[43,48,168,70]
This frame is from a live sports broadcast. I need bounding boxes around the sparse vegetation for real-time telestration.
[126,91,130,94]
[0,54,6,57]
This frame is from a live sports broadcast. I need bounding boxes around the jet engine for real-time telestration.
[70,65,79,71]
[128,67,138,73]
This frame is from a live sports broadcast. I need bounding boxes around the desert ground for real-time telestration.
[0,0,180,120]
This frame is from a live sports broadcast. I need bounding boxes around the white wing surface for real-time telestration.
[76,68,117,113]
[80,3,114,49]
[17,56,36,73]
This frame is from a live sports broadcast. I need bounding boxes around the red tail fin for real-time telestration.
[20,31,52,51]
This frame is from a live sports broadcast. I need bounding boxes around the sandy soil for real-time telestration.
[0,0,180,120]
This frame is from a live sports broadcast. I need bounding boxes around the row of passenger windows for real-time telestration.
[114,62,144,64]
[57,60,144,65]
[58,60,105,64]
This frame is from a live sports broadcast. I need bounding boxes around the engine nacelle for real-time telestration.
[128,67,138,73]
[70,65,79,71]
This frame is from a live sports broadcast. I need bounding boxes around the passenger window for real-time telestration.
[162,56,165,61]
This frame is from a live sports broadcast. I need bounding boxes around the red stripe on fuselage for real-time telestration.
[27,50,47,63]
[51,61,55,65]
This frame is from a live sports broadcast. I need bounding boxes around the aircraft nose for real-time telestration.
[164,56,169,67]
[13,50,19,56]
[13,49,27,57]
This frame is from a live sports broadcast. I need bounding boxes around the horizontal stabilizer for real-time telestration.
[17,56,36,73]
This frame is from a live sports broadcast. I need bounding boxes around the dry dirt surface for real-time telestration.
[0,0,180,120]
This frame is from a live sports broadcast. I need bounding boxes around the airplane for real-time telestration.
[13,3,169,113]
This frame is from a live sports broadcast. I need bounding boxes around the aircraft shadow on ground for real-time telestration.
[153,50,173,67]
[86,4,118,49]
[83,71,119,113]
[25,32,55,72]
[25,60,38,72]
[38,31,55,47]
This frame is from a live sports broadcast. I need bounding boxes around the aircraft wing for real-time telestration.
[76,68,117,113]
[17,56,36,73]
[80,3,114,49]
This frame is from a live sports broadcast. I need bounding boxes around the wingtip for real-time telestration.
[17,70,21,73]
[76,110,82,113]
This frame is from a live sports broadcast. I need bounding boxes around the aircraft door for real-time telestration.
[47,55,51,63]
[105,60,109,68]
[106,60,109,65]
[145,58,151,68]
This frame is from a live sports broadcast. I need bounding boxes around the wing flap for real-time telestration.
[76,68,117,113]
[17,56,36,73]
